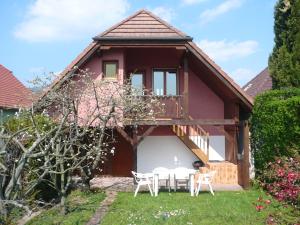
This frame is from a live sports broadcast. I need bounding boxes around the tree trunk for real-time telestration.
[59,143,67,215]
[60,172,67,215]
[60,190,67,215]
[0,198,8,221]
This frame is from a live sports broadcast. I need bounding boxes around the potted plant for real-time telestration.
[192,160,204,169]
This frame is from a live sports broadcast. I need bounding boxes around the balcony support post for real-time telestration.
[132,126,138,172]
[183,52,189,118]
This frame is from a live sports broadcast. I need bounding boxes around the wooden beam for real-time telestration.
[125,119,236,126]
[116,126,157,146]
[100,44,187,48]
[183,52,189,118]
[99,46,111,50]
[137,126,156,145]
[242,121,250,188]
[176,46,187,50]
[116,127,134,145]
[132,126,138,172]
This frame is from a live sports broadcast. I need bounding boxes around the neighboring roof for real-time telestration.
[243,67,272,98]
[47,9,253,109]
[0,64,32,109]
[93,9,192,41]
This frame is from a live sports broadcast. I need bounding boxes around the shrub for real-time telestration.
[3,112,58,201]
[259,157,300,208]
[250,88,300,173]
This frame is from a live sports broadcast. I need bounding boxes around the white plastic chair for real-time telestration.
[152,167,171,192]
[195,171,216,196]
[131,171,153,197]
[174,167,190,191]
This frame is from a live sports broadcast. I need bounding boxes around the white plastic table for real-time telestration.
[189,173,195,196]
[153,170,196,197]
[153,173,159,196]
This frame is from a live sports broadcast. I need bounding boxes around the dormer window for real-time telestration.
[103,61,118,79]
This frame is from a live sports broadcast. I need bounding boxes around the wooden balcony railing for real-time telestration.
[153,95,184,119]
[123,95,185,123]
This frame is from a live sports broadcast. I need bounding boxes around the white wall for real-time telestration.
[137,136,198,173]
[189,135,225,161]
[137,135,226,173]
[208,136,225,161]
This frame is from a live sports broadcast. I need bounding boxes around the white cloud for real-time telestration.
[231,68,255,86]
[14,0,130,42]
[196,39,258,62]
[151,6,175,22]
[200,0,243,24]
[181,0,208,5]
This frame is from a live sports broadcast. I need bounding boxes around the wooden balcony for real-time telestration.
[123,95,184,125]
[155,95,184,119]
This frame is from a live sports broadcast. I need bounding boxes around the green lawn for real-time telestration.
[26,190,105,225]
[101,189,299,225]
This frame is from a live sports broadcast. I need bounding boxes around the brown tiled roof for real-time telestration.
[94,9,191,40]
[243,67,272,98]
[44,9,253,109]
[0,64,32,108]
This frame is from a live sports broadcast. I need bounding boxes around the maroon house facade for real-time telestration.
[55,10,253,187]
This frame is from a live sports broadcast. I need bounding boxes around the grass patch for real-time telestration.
[101,189,299,225]
[26,190,105,225]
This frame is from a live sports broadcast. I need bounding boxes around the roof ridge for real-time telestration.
[0,64,12,73]
[0,64,32,108]
[0,65,28,90]
[94,9,189,39]
[98,10,146,37]
[141,9,187,38]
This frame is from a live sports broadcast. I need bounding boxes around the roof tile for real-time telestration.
[95,9,188,39]
[243,68,272,98]
[0,64,32,108]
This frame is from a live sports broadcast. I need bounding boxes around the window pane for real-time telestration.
[131,73,143,95]
[153,71,164,95]
[166,72,177,95]
[105,63,117,78]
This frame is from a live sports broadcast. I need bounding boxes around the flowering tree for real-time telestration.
[0,69,161,217]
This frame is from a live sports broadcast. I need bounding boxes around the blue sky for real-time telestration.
[0,0,277,87]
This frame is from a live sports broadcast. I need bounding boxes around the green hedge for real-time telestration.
[250,88,300,173]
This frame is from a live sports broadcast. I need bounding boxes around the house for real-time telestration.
[0,64,32,123]
[243,67,272,98]
[53,10,253,188]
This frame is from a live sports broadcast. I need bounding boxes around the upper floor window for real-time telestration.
[103,61,118,79]
[131,72,144,95]
[153,69,177,95]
